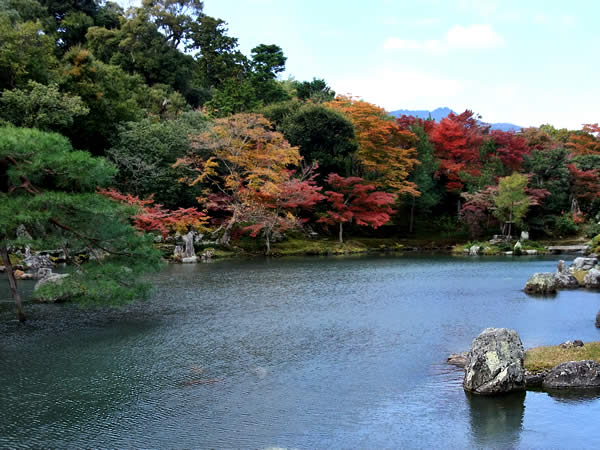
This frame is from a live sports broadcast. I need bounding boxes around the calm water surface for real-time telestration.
[1,255,600,449]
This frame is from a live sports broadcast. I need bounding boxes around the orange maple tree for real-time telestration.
[326,96,419,196]
[567,124,600,155]
[175,113,319,247]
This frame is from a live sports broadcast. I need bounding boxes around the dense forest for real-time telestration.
[2,0,600,318]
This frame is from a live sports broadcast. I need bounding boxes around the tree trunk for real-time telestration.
[339,222,343,244]
[409,198,415,233]
[1,246,26,322]
[265,233,271,255]
[508,209,513,238]
[457,198,461,216]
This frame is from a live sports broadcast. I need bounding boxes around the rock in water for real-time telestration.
[447,352,469,368]
[34,273,70,303]
[555,260,579,288]
[524,273,558,294]
[584,268,600,288]
[570,257,598,272]
[463,328,525,395]
[542,360,600,389]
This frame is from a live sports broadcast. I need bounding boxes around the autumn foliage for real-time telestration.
[99,188,208,237]
[327,96,419,196]
[318,173,396,243]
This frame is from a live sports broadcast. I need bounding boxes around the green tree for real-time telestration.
[0,15,58,90]
[190,15,247,89]
[493,173,530,237]
[0,127,162,322]
[59,46,146,154]
[295,78,335,102]
[107,113,208,207]
[267,102,357,176]
[0,81,89,131]
[523,147,570,215]
[407,125,441,232]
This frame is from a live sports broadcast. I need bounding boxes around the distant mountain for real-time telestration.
[390,107,453,123]
[389,107,521,132]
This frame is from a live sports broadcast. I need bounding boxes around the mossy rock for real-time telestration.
[572,269,589,285]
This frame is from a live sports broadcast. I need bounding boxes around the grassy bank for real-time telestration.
[525,342,600,372]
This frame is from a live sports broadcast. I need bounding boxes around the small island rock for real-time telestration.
[555,260,579,288]
[542,360,600,389]
[463,327,525,395]
[584,268,600,288]
[524,273,557,294]
[447,352,468,368]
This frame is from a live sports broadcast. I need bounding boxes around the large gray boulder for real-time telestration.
[584,268,600,288]
[463,328,526,395]
[542,360,600,389]
[570,257,598,272]
[555,260,579,288]
[524,273,558,294]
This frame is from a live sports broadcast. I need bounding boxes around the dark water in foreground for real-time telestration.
[1,255,600,449]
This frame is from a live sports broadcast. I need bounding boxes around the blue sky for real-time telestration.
[119,0,600,129]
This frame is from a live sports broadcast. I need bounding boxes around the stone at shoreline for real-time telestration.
[23,253,54,270]
[447,352,468,368]
[560,340,584,349]
[525,369,549,388]
[555,260,579,288]
[182,231,196,259]
[0,265,5,272]
[182,256,198,263]
[14,269,33,280]
[542,360,600,389]
[525,249,538,255]
[34,273,70,303]
[584,268,600,288]
[463,328,525,395]
[469,245,481,256]
[570,257,598,272]
[514,241,523,255]
[524,273,558,294]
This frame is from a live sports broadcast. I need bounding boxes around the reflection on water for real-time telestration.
[545,387,600,404]
[467,390,525,448]
[1,255,600,448]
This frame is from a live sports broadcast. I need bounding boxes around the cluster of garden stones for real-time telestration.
[449,328,600,395]
[525,257,600,294]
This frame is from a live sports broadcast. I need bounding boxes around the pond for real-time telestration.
[1,255,600,448]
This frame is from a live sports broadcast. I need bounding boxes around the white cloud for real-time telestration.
[331,67,464,112]
[458,0,498,16]
[446,24,504,49]
[415,17,441,26]
[384,24,504,53]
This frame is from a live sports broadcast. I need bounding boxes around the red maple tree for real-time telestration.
[429,111,488,192]
[318,173,396,243]
[488,130,530,172]
[99,188,209,237]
